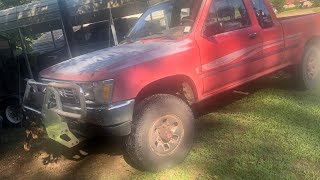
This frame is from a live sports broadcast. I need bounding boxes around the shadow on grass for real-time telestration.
[189,80,320,179]
[193,70,294,117]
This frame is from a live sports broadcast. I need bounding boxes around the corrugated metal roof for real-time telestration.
[0,0,161,33]
[0,0,60,32]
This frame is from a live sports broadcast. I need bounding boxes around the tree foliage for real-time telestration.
[293,0,302,8]
[0,0,37,53]
[271,0,286,12]
[0,0,34,9]
[310,0,320,7]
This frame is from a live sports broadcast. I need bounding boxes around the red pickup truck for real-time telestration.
[23,0,320,171]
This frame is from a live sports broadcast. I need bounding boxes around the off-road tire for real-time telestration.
[0,98,23,127]
[125,94,194,172]
[295,44,320,90]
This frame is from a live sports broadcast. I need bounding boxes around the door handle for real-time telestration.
[249,32,257,39]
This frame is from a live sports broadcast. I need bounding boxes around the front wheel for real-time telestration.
[125,94,194,172]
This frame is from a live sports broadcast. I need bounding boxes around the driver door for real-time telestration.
[197,0,263,94]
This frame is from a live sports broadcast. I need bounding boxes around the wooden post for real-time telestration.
[18,28,33,79]
[108,2,119,46]
[57,0,73,59]
[51,30,57,49]
[60,18,72,59]
[0,115,3,128]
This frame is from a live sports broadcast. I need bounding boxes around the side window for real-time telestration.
[250,0,273,28]
[203,0,251,36]
[145,10,171,32]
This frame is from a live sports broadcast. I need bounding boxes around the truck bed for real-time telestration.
[278,13,320,65]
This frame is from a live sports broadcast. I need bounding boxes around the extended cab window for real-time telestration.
[127,0,203,41]
[250,0,273,28]
[203,0,251,36]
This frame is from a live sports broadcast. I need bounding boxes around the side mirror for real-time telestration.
[203,25,215,37]
[258,15,273,28]
[203,22,223,37]
[262,20,273,28]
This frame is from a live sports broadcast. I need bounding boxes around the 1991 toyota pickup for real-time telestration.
[23,0,320,171]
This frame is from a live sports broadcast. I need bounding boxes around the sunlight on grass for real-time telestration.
[277,7,320,17]
[132,89,320,180]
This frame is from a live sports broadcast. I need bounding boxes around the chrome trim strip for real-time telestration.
[200,46,289,78]
[201,43,263,71]
[41,78,114,84]
[23,106,41,114]
[62,99,135,111]
[108,100,135,111]
[285,32,302,40]
[201,34,300,72]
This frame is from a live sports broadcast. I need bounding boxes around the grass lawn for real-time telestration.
[277,7,320,17]
[131,79,320,179]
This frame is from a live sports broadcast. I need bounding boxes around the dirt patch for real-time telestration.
[0,129,137,179]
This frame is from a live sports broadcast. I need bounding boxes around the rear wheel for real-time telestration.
[125,94,194,172]
[295,45,320,90]
[1,98,23,127]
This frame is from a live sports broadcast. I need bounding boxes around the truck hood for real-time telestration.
[40,39,192,81]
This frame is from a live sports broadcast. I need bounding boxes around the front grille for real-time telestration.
[60,88,74,98]
[41,79,80,106]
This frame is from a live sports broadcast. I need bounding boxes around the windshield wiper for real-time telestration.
[124,36,134,43]
[153,31,165,35]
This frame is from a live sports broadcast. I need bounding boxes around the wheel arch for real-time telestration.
[135,75,198,105]
[304,36,320,50]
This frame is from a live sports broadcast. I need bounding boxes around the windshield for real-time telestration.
[127,0,203,41]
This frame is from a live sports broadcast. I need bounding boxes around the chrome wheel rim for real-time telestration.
[307,55,319,80]
[149,114,184,156]
[5,105,23,124]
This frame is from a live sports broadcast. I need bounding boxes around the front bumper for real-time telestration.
[23,79,134,147]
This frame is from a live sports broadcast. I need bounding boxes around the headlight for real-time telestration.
[79,80,114,104]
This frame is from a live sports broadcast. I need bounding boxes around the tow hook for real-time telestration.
[23,109,80,151]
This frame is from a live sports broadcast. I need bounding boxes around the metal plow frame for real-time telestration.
[23,79,87,148]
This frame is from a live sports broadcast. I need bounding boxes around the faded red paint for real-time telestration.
[40,0,320,103]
